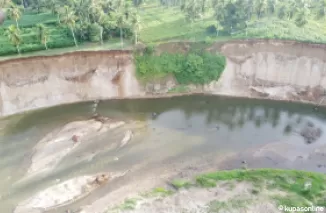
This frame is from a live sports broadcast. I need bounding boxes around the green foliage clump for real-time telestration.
[135,51,226,85]
[88,23,102,42]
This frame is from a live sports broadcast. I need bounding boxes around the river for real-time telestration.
[1,95,326,212]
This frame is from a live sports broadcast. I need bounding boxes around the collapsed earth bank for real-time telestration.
[1,39,326,116]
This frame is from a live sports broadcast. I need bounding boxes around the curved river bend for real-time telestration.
[1,95,326,212]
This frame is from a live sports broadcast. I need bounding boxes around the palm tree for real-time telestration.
[61,6,78,47]
[37,24,49,50]
[8,5,22,29]
[116,12,125,47]
[255,0,267,19]
[0,0,11,8]
[316,0,326,19]
[0,9,6,25]
[131,11,140,44]
[6,25,22,54]
[114,0,125,11]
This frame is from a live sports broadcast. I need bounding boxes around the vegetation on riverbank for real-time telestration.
[135,45,226,84]
[1,0,326,57]
[109,169,326,212]
[196,169,326,207]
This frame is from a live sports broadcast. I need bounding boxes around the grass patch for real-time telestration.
[115,198,139,211]
[170,179,192,189]
[141,187,174,198]
[208,198,252,213]
[0,39,130,61]
[196,176,217,188]
[168,85,189,93]
[196,169,326,206]
[272,194,311,209]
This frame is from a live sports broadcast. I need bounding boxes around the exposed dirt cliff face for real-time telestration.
[2,40,326,117]
[208,40,326,103]
[0,50,142,116]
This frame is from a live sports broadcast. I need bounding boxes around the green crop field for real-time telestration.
[1,0,326,58]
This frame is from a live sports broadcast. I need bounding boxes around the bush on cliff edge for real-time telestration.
[135,50,226,85]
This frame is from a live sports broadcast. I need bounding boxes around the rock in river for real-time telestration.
[119,130,133,148]
[26,119,125,177]
[14,171,128,213]
[299,123,322,144]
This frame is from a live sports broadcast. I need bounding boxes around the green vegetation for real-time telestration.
[1,0,326,57]
[208,199,252,212]
[0,0,138,56]
[109,169,326,213]
[116,198,138,210]
[196,169,326,207]
[135,47,226,84]
[170,179,192,189]
[141,187,174,198]
[168,85,189,93]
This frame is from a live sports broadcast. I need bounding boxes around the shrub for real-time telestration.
[135,51,226,84]
[47,38,75,48]
[20,43,45,53]
[88,23,102,42]
[206,24,217,35]
[144,44,155,55]
[0,45,17,56]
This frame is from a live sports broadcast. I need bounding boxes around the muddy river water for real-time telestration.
[1,95,326,213]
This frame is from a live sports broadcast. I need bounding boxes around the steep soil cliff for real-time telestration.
[0,50,142,116]
[2,40,326,117]
[209,40,326,102]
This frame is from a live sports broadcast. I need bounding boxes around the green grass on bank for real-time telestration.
[109,169,326,213]
[196,169,326,207]
[0,38,131,61]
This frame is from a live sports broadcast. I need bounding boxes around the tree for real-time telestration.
[180,0,202,23]
[6,25,22,54]
[116,12,125,47]
[277,1,296,20]
[131,11,140,44]
[254,0,267,19]
[295,8,309,32]
[314,0,326,19]
[215,0,247,34]
[201,0,207,13]
[45,0,59,15]
[0,9,6,25]
[61,6,78,47]
[0,0,11,7]
[37,24,49,50]
[267,0,277,15]
[8,4,22,29]
[133,0,143,8]
[30,0,43,13]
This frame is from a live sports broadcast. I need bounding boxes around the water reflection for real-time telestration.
[1,95,326,212]
[3,95,326,137]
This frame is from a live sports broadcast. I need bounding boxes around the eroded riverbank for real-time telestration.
[2,40,326,117]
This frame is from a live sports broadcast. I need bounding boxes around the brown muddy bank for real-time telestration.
[1,39,326,117]
[0,50,142,116]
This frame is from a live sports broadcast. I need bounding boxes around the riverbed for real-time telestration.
[1,95,326,213]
